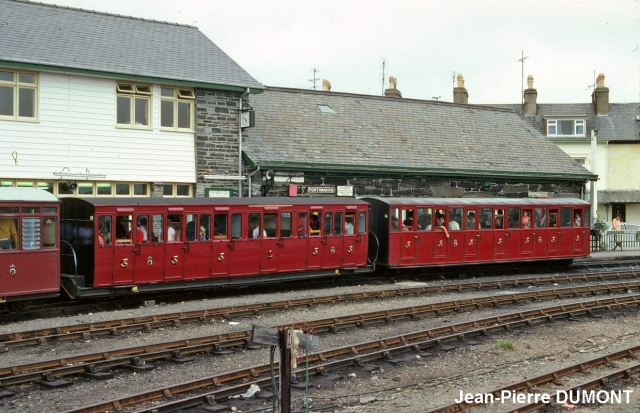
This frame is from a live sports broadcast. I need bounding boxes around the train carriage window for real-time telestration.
[116,215,132,243]
[231,214,242,239]
[214,214,230,239]
[522,209,532,229]
[345,212,355,235]
[280,212,292,238]
[465,210,477,229]
[391,208,400,231]
[22,217,40,250]
[357,211,366,234]
[0,216,19,249]
[264,213,277,238]
[583,208,591,227]
[560,208,572,227]
[534,208,547,227]
[298,212,308,237]
[449,208,463,230]
[479,208,492,229]
[22,207,39,213]
[323,212,333,235]
[309,212,320,236]
[572,210,582,227]
[152,215,163,242]
[42,217,56,248]
[98,216,112,245]
[494,209,505,229]
[417,208,432,230]
[200,214,212,240]
[185,214,197,241]
[136,215,149,243]
[167,215,182,242]
[43,207,56,214]
[334,212,343,235]
[401,209,414,231]
[548,209,558,227]
[507,208,520,229]
[249,213,264,239]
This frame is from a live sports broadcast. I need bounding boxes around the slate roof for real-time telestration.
[244,87,596,182]
[0,0,263,90]
[496,103,640,143]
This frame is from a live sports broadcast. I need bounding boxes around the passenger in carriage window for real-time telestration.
[201,225,209,241]
[495,215,504,229]
[345,215,355,235]
[250,215,266,239]
[535,208,547,227]
[391,215,399,231]
[549,213,558,227]
[466,211,476,229]
[522,210,532,228]
[0,217,18,249]
[434,213,450,238]
[574,211,582,226]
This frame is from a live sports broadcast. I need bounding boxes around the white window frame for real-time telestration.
[116,82,152,129]
[0,69,38,121]
[160,86,195,132]
[546,119,586,137]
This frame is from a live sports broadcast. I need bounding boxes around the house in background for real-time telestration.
[492,74,640,224]
[0,0,263,198]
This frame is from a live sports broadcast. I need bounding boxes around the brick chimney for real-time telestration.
[453,74,468,104]
[523,75,537,116]
[592,73,609,115]
[384,76,402,98]
[322,79,331,92]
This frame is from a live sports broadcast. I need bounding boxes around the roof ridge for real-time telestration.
[10,0,196,29]
[264,86,516,114]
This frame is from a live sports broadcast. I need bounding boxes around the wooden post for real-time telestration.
[280,328,292,413]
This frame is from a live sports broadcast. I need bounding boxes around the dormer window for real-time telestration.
[546,119,585,137]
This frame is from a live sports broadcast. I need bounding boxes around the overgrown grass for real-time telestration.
[496,340,515,351]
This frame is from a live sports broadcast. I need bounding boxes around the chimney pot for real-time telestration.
[322,79,331,91]
[453,73,468,104]
[384,76,402,98]
[596,73,605,88]
[456,74,464,88]
[527,75,534,89]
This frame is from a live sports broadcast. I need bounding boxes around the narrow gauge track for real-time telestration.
[425,345,640,413]
[3,268,640,351]
[2,281,640,390]
[56,295,640,413]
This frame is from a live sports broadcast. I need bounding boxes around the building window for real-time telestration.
[163,184,191,197]
[77,182,94,195]
[160,87,194,131]
[572,157,586,165]
[133,183,148,196]
[547,119,585,136]
[0,69,38,121]
[96,183,112,196]
[115,183,131,196]
[116,82,151,128]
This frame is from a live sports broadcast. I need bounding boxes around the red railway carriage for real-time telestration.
[0,188,60,311]
[364,197,591,269]
[60,197,371,298]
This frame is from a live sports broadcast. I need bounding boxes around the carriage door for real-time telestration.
[134,214,163,283]
[547,208,560,256]
[446,207,464,264]
[261,212,279,273]
[343,210,358,267]
[463,208,480,261]
[505,207,521,260]
[183,213,211,280]
[278,211,306,272]
[113,213,134,284]
[414,208,433,265]
[399,207,416,265]
[580,208,591,253]
[307,210,323,269]
[558,207,573,256]
[211,212,230,277]
[476,208,492,261]
[321,211,343,269]
[94,215,114,287]
[164,212,185,280]
[533,207,548,258]
[520,208,534,257]
[228,213,260,276]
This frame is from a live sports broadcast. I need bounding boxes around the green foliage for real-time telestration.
[497,340,515,351]
[593,215,608,233]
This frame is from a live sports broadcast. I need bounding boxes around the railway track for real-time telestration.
[51,295,640,413]
[3,268,640,351]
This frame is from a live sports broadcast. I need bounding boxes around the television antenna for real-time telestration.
[309,68,320,90]
[381,59,386,95]
[518,51,528,108]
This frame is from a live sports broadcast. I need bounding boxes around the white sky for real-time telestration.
[39,0,640,104]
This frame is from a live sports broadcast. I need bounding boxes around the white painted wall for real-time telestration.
[0,72,195,183]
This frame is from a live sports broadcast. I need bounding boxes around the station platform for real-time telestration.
[583,250,640,262]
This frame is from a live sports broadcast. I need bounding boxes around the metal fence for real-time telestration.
[590,229,640,252]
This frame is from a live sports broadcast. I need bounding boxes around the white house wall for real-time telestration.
[0,72,195,183]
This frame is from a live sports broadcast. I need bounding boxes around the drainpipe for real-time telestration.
[590,129,598,221]
[238,88,250,197]
[248,167,261,198]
